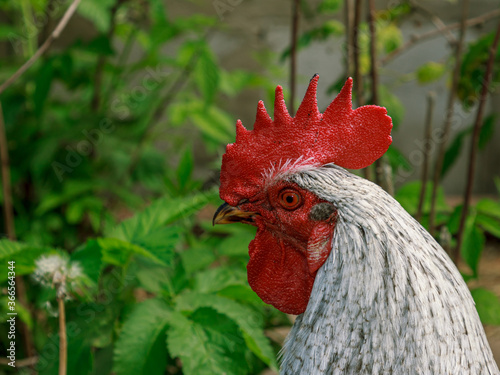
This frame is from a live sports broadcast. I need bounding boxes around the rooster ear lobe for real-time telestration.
[306,221,335,274]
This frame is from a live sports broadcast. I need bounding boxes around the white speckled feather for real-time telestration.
[279,164,499,375]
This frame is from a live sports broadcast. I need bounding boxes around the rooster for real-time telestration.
[213,75,499,374]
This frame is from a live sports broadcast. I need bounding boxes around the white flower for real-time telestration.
[32,254,83,298]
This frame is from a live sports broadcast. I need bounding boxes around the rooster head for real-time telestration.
[213,75,392,314]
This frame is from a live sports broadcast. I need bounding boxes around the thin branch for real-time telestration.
[353,0,364,107]
[381,8,500,66]
[410,0,456,44]
[367,0,391,192]
[429,0,470,237]
[344,0,355,78]
[58,296,67,375]
[0,0,82,95]
[455,20,500,264]
[416,92,436,223]
[0,103,15,240]
[289,0,300,116]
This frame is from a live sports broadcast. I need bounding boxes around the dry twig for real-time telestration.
[0,0,82,95]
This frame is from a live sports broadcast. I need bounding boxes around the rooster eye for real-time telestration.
[278,189,302,210]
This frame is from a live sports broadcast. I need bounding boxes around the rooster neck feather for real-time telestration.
[279,165,499,374]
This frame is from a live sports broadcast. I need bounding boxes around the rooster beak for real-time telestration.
[213,202,257,225]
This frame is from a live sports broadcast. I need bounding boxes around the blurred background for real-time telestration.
[0,0,499,374]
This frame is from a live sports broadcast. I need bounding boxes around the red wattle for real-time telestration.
[247,228,315,315]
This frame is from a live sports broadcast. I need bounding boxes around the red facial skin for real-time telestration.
[238,180,336,315]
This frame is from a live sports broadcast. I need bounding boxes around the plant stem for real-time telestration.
[58,296,67,375]
[429,0,469,237]
[367,0,383,185]
[91,0,125,112]
[353,0,363,107]
[381,8,500,65]
[416,92,436,223]
[455,20,500,264]
[0,0,82,95]
[344,0,354,78]
[0,102,35,359]
[289,0,300,116]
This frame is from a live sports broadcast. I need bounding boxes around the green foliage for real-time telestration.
[442,115,496,177]
[416,61,446,84]
[471,288,500,325]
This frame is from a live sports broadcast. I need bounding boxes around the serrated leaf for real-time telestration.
[461,215,485,277]
[167,310,244,375]
[416,61,446,84]
[106,191,217,241]
[470,288,500,325]
[98,237,172,267]
[175,293,278,371]
[113,299,171,375]
[194,266,248,294]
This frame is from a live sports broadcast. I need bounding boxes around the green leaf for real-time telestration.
[194,266,248,294]
[71,240,103,283]
[167,310,246,375]
[180,244,216,275]
[177,148,194,191]
[478,114,496,150]
[33,59,54,116]
[175,293,278,371]
[447,204,463,234]
[98,237,173,267]
[107,191,217,241]
[378,23,403,54]
[195,48,220,104]
[317,0,341,13]
[114,299,171,375]
[217,230,255,256]
[442,129,467,177]
[416,61,446,84]
[395,181,448,215]
[470,288,500,325]
[77,0,115,33]
[476,214,500,238]
[476,198,500,220]
[461,214,485,277]
[379,85,405,128]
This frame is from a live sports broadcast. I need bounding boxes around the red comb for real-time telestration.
[219,75,392,205]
